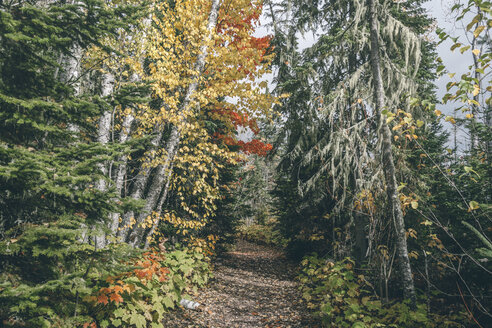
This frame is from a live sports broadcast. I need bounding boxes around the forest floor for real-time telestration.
[162,240,320,328]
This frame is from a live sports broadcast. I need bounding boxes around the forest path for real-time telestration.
[162,240,320,328]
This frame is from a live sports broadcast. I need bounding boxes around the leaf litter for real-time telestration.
[162,240,320,327]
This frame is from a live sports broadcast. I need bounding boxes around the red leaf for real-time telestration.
[97,294,108,305]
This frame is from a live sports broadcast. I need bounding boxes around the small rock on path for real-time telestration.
[163,240,320,328]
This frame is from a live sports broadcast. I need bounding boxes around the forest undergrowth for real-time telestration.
[0,0,491,327]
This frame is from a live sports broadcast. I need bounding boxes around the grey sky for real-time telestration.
[424,0,475,150]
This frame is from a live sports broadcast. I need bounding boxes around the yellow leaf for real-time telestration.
[472,49,480,56]
[434,109,442,117]
[472,85,480,97]
[421,220,433,226]
[445,116,456,124]
[473,25,485,38]
[469,200,479,211]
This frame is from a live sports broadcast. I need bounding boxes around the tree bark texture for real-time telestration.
[368,0,416,304]
[117,129,163,239]
[95,72,115,192]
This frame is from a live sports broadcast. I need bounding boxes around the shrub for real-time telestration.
[237,218,287,247]
[298,254,467,327]
[0,221,211,328]
[90,249,211,328]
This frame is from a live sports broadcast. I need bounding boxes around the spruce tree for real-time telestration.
[0,0,147,325]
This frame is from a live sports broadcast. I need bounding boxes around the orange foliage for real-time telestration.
[216,6,272,77]
[213,132,273,157]
[211,106,259,134]
[94,250,169,306]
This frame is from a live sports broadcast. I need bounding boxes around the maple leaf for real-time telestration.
[110,292,124,304]
[97,294,109,305]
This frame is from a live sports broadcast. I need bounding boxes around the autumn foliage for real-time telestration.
[93,251,169,306]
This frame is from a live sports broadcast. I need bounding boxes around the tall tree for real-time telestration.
[268,0,436,302]
[368,0,415,303]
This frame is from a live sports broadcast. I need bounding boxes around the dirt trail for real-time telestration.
[162,240,319,328]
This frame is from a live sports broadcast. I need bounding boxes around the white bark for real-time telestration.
[117,129,163,239]
[60,45,83,133]
[143,162,174,249]
[93,72,115,248]
[95,72,115,191]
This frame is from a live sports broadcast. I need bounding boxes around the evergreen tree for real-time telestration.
[0,0,147,325]
[268,0,443,303]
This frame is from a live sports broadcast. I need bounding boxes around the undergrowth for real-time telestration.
[0,219,211,328]
[298,254,468,328]
[237,218,287,248]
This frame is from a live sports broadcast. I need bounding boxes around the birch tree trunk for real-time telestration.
[368,0,416,304]
[95,72,115,191]
[126,0,221,247]
[61,44,83,134]
[117,129,163,239]
[143,165,173,249]
[94,72,115,248]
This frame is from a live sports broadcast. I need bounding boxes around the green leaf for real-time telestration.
[411,201,418,209]
[460,45,471,54]
[397,183,407,192]
[450,43,461,51]
[466,14,481,30]
[114,307,125,318]
[162,296,174,309]
[130,313,147,328]
[352,321,366,328]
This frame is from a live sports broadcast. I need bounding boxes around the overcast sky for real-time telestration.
[424,0,473,150]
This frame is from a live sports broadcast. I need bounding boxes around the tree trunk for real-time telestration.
[368,0,416,304]
[94,72,115,248]
[127,128,179,246]
[354,213,368,264]
[109,113,135,235]
[143,161,174,249]
[117,129,163,239]
[126,0,221,247]
[95,72,115,191]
